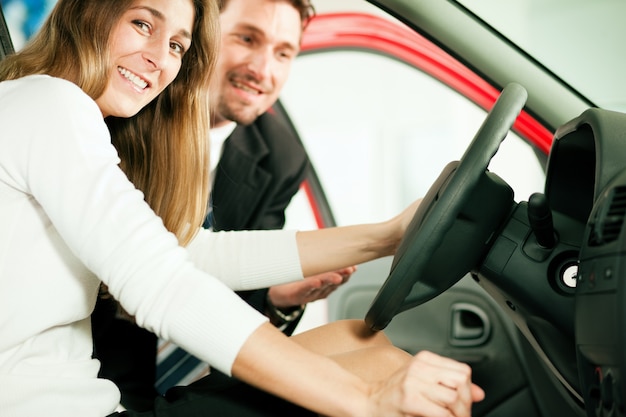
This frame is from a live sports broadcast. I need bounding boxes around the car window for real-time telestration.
[1,0,54,50]
[282,50,546,229]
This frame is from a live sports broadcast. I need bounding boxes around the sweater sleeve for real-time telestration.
[186,228,304,290]
[1,76,294,375]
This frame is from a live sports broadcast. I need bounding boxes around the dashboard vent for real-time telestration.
[589,186,626,246]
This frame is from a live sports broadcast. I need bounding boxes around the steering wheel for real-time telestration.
[365,83,528,331]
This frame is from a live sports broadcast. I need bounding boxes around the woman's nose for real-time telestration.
[143,38,170,70]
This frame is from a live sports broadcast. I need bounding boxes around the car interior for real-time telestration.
[360,82,626,417]
[280,77,626,417]
[1,1,625,417]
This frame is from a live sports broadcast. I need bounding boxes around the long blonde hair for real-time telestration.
[0,0,219,245]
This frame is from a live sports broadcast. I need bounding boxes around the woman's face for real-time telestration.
[96,0,195,118]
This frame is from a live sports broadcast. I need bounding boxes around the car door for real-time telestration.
[273,10,576,417]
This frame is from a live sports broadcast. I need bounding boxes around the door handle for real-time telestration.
[449,302,491,347]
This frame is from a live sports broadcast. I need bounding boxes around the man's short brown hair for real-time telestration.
[218,0,316,29]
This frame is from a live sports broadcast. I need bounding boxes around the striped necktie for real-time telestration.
[155,340,209,394]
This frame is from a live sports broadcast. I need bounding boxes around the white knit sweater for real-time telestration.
[0,75,304,416]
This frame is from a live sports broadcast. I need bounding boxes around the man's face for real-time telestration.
[211,0,302,127]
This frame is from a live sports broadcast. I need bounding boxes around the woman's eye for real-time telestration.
[170,42,185,55]
[132,20,151,34]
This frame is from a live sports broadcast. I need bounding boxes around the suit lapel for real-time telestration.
[211,122,272,230]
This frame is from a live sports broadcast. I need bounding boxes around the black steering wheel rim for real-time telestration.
[365,83,528,331]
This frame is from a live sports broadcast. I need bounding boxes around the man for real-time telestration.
[93,0,354,410]
[208,0,353,330]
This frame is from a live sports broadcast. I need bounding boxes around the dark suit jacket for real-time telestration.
[92,111,311,411]
[210,112,309,231]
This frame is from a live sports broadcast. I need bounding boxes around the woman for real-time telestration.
[0,0,484,416]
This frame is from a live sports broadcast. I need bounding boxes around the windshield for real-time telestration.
[458,0,626,112]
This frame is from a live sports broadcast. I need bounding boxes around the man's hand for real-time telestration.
[268,266,356,309]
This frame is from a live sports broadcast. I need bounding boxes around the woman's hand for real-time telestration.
[368,350,484,417]
[387,198,422,253]
[398,198,422,237]
[296,198,423,277]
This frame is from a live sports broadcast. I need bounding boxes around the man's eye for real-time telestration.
[278,51,295,61]
[238,34,253,44]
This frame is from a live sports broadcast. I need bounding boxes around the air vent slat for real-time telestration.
[589,186,626,246]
